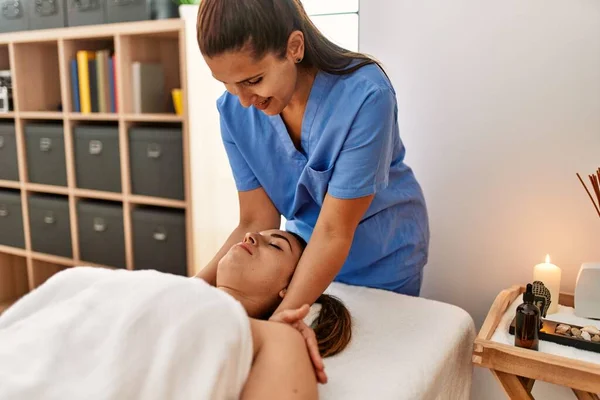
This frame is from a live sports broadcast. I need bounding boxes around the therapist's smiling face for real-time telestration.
[204,46,299,116]
[216,229,303,317]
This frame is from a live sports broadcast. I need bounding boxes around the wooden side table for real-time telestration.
[472,285,600,400]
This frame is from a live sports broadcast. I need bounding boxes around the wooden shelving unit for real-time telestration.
[0,20,194,313]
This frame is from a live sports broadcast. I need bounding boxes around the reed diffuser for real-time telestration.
[577,167,600,219]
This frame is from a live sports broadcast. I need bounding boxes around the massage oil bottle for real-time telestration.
[515,284,540,350]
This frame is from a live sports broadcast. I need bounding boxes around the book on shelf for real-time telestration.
[89,57,98,113]
[96,50,108,113]
[76,51,93,114]
[70,60,81,113]
[109,56,117,113]
[72,50,117,114]
[132,62,166,114]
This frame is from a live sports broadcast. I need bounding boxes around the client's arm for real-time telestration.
[244,319,318,400]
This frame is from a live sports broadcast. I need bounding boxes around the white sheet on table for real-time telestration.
[308,283,476,400]
[0,267,252,400]
[491,294,600,365]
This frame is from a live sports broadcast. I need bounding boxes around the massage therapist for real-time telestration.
[196,0,429,321]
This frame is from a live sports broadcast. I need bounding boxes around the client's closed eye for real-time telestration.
[269,243,282,251]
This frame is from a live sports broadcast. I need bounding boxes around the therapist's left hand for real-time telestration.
[270,304,327,384]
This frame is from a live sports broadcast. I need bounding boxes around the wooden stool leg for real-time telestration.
[572,389,600,400]
[491,370,535,400]
[518,376,535,393]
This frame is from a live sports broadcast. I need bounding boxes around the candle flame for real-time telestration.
[545,254,551,263]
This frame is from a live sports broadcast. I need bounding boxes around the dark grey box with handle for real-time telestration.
[106,0,146,23]
[0,0,29,33]
[129,126,184,200]
[77,200,126,268]
[74,125,121,193]
[132,206,186,276]
[25,123,68,187]
[0,122,19,181]
[0,189,25,249]
[28,0,66,30]
[66,0,105,27]
[28,194,72,257]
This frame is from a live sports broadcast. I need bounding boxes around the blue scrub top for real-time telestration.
[217,63,430,295]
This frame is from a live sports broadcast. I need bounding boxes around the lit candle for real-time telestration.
[533,254,562,314]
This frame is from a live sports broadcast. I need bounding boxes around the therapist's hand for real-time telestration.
[270,304,327,384]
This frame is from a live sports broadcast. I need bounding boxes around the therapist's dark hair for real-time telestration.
[288,232,352,358]
[197,0,384,76]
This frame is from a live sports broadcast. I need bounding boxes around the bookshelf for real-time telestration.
[0,19,194,312]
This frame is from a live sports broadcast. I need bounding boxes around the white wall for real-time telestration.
[181,5,240,275]
[359,1,600,399]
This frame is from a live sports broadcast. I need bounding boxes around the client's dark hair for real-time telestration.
[288,231,352,358]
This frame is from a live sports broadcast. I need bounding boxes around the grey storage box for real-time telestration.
[29,194,72,257]
[66,0,105,27]
[106,0,147,24]
[132,206,186,276]
[28,0,66,30]
[74,125,121,193]
[0,190,25,249]
[25,123,67,187]
[0,0,28,33]
[0,122,19,181]
[129,126,184,200]
[149,0,178,20]
[77,200,126,268]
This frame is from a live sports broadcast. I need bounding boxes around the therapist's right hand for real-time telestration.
[270,304,327,384]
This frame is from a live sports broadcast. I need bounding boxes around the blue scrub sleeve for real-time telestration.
[327,88,396,199]
[220,115,261,192]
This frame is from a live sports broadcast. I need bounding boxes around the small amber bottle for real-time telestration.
[515,284,540,350]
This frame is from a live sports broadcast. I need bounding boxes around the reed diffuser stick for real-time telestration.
[577,172,600,218]
[592,173,600,209]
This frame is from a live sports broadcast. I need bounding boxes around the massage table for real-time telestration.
[314,283,476,400]
[0,268,475,400]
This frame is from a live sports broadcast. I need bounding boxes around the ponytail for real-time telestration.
[312,294,352,357]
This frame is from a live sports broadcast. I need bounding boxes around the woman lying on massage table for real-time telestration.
[205,228,351,397]
[0,229,351,400]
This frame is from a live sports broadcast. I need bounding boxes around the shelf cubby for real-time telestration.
[32,259,69,288]
[0,45,9,70]
[117,33,181,115]
[0,45,13,117]
[61,37,116,114]
[0,254,28,313]
[12,42,62,113]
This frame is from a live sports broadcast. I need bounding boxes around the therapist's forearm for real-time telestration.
[196,222,274,285]
[275,227,352,313]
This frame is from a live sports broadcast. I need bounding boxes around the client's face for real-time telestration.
[216,229,303,317]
